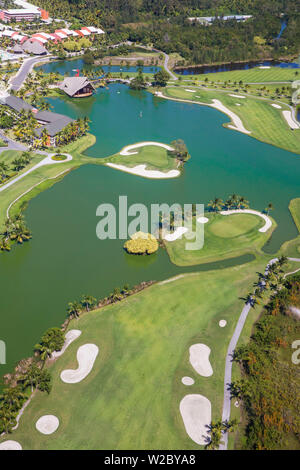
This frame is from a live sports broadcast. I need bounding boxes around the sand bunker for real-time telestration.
[220,208,272,233]
[164,227,188,241]
[229,94,246,99]
[60,344,99,384]
[211,99,251,134]
[184,89,196,92]
[189,344,213,377]
[36,415,59,435]
[219,320,227,327]
[107,163,180,179]
[282,110,300,130]
[119,141,174,156]
[197,216,209,224]
[180,394,211,445]
[52,330,82,359]
[0,440,22,450]
[182,376,195,386]
[290,306,300,319]
[259,66,271,69]
[271,103,282,109]
[236,103,241,106]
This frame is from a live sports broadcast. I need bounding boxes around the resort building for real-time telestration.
[34,110,74,146]
[59,77,95,98]
[21,38,48,54]
[0,95,74,147]
[0,8,41,23]
[188,15,252,25]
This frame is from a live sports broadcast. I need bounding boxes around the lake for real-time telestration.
[0,62,300,378]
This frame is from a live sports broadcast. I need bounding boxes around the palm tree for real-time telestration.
[207,198,223,212]
[265,202,274,214]
[67,301,82,319]
[237,196,249,209]
[2,386,26,411]
[38,99,52,111]
[0,407,16,433]
[80,295,96,312]
[34,343,52,366]
[0,161,9,181]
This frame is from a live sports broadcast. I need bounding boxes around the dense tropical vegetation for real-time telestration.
[32,0,300,66]
[232,271,300,450]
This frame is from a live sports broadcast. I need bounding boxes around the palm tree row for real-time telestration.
[207,194,250,212]
[67,285,132,321]
[241,255,288,310]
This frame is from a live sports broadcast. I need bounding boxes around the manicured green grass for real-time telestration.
[0,135,98,230]
[103,143,178,173]
[165,212,274,266]
[177,66,299,84]
[2,258,268,450]
[163,86,300,154]
[289,198,300,233]
[0,138,8,147]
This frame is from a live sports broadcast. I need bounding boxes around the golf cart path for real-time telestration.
[220,256,300,450]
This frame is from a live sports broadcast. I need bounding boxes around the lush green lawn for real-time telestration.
[2,258,269,450]
[0,135,97,230]
[177,66,299,84]
[165,212,274,266]
[289,198,300,232]
[103,143,178,173]
[163,86,300,154]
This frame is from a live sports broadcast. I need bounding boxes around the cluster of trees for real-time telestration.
[207,194,250,212]
[0,152,32,184]
[54,117,90,147]
[231,268,300,449]
[0,327,64,434]
[168,139,190,164]
[124,232,159,255]
[32,0,299,65]
[205,419,238,450]
[0,214,32,252]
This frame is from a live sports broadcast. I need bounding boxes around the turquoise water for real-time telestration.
[0,72,299,378]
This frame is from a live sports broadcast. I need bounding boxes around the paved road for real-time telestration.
[220,256,300,450]
[9,56,53,91]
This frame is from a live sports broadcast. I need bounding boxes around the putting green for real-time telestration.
[209,214,261,238]
[103,144,178,173]
[165,213,273,266]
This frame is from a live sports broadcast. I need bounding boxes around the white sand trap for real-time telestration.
[197,216,209,224]
[182,376,195,386]
[271,103,282,109]
[184,89,196,92]
[290,306,300,319]
[259,66,271,69]
[282,110,300,129]
[189,344,213,377]
[119,141,174,156]
[60,344,99,384]
[36,415,59,435]
[235,103,241,106]
[0,440,22,450]
[229,94,246,99]
[219,320,227,327]
[210,99,251,134]
[164,226,188,241]
[107,163,180,179]
[220,208,272,232]
[180,394,211,445]
[52,329,82,359]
